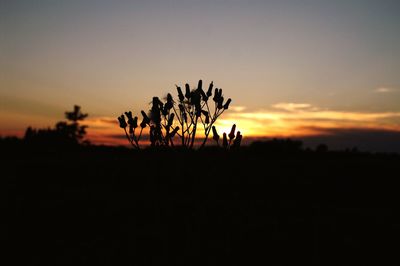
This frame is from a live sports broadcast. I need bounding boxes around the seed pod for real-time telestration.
[182,112,187,123]
[212,126,219,142]
[162,105,168,116]
[165,93,174,110]
[185,83,191,99]
[197,80,202,91]
[178,104,185,112]
[168,113,174,127]
[190,90,201,106]
[222,133,228,148]
[125,111,135,127]
[201,110,208,117]
[152,97,161,108]
[150,107,161,124]
[223,98,232,110]
[158,101,164,111]
[132,116,138,128]
[141,110,150,124]
[233,131,242,148]
[199,88,207,101]
[125,111,133,120]
[167,93,173,104]
[229,124,236,140]
[213,88,219,102]
[118,115,127,128]
[176,86,184,102]
[140,119,147,128]
[164,102,172,112]
[170,126,180,137]
[206,81,213,97]
[217,96,224,109]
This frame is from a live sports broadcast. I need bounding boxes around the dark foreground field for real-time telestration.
[4,145,400,265]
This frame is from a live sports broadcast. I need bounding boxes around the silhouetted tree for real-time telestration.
[55,105,88,143]
[24,105,89,146]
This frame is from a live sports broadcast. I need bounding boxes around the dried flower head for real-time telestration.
[170,126,180,137]
[213,88,219,102]
[222,133,228,148]
[206,81,213,97]
[228,124,236,140]
[233,131,242,148]
[176,86,184,102]
[118,115,127,128]
[217,96,224,109]
[212,126,220,142]
[167,113,175,127]
[197,79,202,90]
[223,98,232,110]
[165,93,174,110]
[185,83,191,99]
[132,116,138,128]
[141,111,150,124]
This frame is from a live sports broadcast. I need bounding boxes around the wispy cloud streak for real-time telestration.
[374,87,398,93]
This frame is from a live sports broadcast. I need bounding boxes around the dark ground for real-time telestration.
[4,143,400,265]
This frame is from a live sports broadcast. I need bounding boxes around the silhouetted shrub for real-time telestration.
[118,80,241,149]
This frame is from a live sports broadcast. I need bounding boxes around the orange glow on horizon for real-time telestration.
[2,102,400,146]
[79,103,400,146]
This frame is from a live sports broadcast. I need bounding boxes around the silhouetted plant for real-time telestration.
[118,80,240,149]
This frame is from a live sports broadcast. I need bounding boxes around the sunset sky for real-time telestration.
[1,0,400,151]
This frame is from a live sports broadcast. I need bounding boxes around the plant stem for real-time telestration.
[124,128,137,149]
[189,116,198,149]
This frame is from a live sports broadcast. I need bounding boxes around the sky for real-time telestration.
[1,0,400,151]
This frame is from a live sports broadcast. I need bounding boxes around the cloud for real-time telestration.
[229,106,247,112]
[99,118,118,125]
[272,102,316,112]
[374,87,398,93]
[221,103,400,137]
